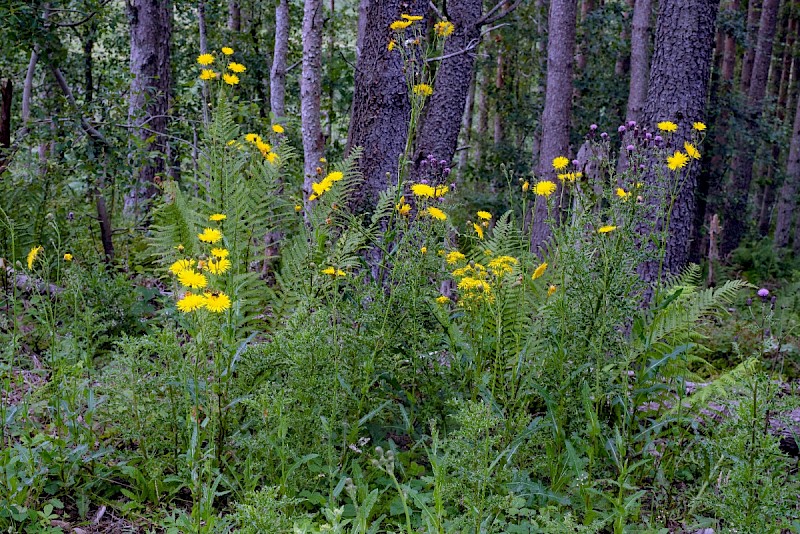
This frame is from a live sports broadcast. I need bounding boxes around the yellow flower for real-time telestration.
[265,152,279,164]
[434,20,455,37]
[223,73,239,85]
[436,295,450,305]
[197,53,214,66]
[198,228,223,244]
[657,121,678,133]
[63,253,73,262]
[434,185,449,197]
[401,13,424,21]
[221,47,234,55]
[534,180,557,197]
[245,133,262,144]
[598,225,617,234]
[522,181,530,192]
[321,266,346,277]
[684,142,701,160]
[488,255,518,276]
[204,291,232,313]
[178,270,208,289]
[426,206,447,221]
[388,39,397,51]
[532,262,547,280]
[169,259,195,275]
[272,124,285,134]
[390,20,412,30]
[421,246,427,254]
[484,249,493,256]
[413,84,433,97]
[256,140,272,155]
[228,62,246,73]
[397,203,411,216]
[552,156,569,170]
[411,183,435,197]
[693,122,707,131]
[199,69,218,80]
[477,211,492,220]
[205,257,232,275]
[446,251,466,265]
[666,151,689,171]
[547,284,557,297]
[209,213,226,222]
[295,204,302,212]
[616,187,631,200]
[473,222,484,239]
[211,248,229,258]
[177,292,206,313]
[326,171,344,182]
[557,172,583,182]
[26,246,43,270]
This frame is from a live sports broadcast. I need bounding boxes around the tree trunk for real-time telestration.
[83,22,96,104]
[615,0,637,76]
[720,0,779,255]
[530,0,578,251]
[624,0,653,123]
[458,70,478,172]
[576,0,596,71]
[271,0,290,119]
[639,0,720,280]
[475,68,489,168]
[346,0,427,210]
[228,1,241,31]
[301,0,325,201]
[722,0,740,82]
[0,80,11,174]
[773,94,800,248]
[412,0,483,177]
[356,0,370,60]
[127,0,172,211]
[493,2,511,146]
[741,0,762,92]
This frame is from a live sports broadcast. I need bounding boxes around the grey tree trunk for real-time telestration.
[271,0,290,119]
[458,71,477,172]
[301,0,325,201]
[741,0,762,92]
[530,0,578,251]
[722,0,739,82]
[773,94,800,248]
[228,1,241,31]
[356,0,370,60]
[720,0,779,255]
[127,0,172,207]
[624,0,652,122]
[346,0,427,210]
[639,0,719,280]
[412,0,483,178]
[475,69,489,167]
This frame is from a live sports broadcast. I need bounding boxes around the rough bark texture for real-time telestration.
[127,0,171,206]
[22,50,38,126]
[228,1,241,31]
[625,0,652,122]
[271,0,289,119]
[773,94,800,248]
[356,0,370,60]
[741,0,762,92]
[301,0,325,200]
[722,0,739,82]
[0,80,11,174]
[530,0,578,251]
[639,0,719,280]
[720,0,779,255]
[346,0,428,210]
[412,0,483,178]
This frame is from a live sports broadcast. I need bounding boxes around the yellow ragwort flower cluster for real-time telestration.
[197,47,243,85]
[242,133,280,163]
[309,171,344,201]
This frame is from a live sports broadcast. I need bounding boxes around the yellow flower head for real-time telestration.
[552,156,569,171]
[178,270,208,289]
[26,246,43,270]
[534,180,557,197]
[413,84,434,97]
[211,248,229,258]
[657,121,678,133]
[326,171,344,182]
[616,187,631,200]
[63,253,73,262]
[169,258,195,275]
[532,262,547,280]
[411,183,435,198]
[228,62,246,73]
[477,211,492,221]
[209,213,226,222]
[205,257,232,275]
[197,53,214,66]
[693,122,707,132]
[199,69,218,80]
[177,292,206,313]
[547,284,557,297]
[321,266,346,277]
[390,19,413,31]
[426,206,447,221]
[436,295,450,305]
[598,225,617,234]
[295,204,302,212]
[421,246,427,254]
[684,142,701,160]
[221,47,234,56]
[473,222,484,239]
[272,124,285,134]
[522,181,530,192]
[557,172,583,182]
[446,251,466,265]
[434,185,449,197]
[265,152,279,164]
[397,203,411,216]
[308,194,318,201]
[666,151,689,171]
[245,133,262,144]
[434,20,455,37]
[204,291,232,313]
[256,139,272,155]
[223,73,240,86]
[388,39,397,51]
[198,228,223,244]
[488,255,518,276]
[401,13,424,21]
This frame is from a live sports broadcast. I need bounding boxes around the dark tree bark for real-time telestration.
[722,0,739,82]
[720,0,779,255]
[356,0,370,60]
[412,0,483,177]
[624,0,653,123]
[83,22,96,104]
[773,94,800,248]
[458,70,477,172]
[741,0,762,92]
[346,0,427,210]
[475,69,489,167]
[127,0,172,208]
[271,0,289,119]
[639,0,720,280]
[301,0,325,201]
[228,1,241,31]
[530,0,578,251]
[0,80,11,174]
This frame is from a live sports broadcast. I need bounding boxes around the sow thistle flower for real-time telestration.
[272,124,285,134]
[522,181,530,192]
[684,141,701,160]
[693,122,707,131]
[413,84,433,97]
[388,39,397,51]
[434,185,449,197]
[488,255,518,276]
[390,19,413,30]
[221,47,234,56]
[63,253,73,261]
[436,295,450,305]
[178,270,208,289]
[245,133,262,144]
[209,213,226,222]
[396,197,412,215]
[401,13,423,21]
[616,187,631,200]
[434,20,455,37]
[534,180,557,197]
[557,172,582,182]
[199,69,218,80]
[310,171,344,198]
[170,258,195,275]
[552,156,569,170]
[198,228,223,244]
[598,225,617,234]
[211,248,229,258]
[177,292,206,313]
[446,251,466,265]
[532,262,547,280]
[666,151,689,171]
[205,257,232,275]
[321,266,346,277]
[204,291,232,313]
[228,62,246,73]
[473,223,484,239]
[477,211,492,221]
[197,53,214,66]
[223,73,240,86]
[27,246,43,270]
[426,206,447,221]
[411,183,435,197]
[657,121,678,133]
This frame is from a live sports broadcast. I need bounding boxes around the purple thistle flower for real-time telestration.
[757,288,770,299]
[618,125,626,133]
[626,144,635,151]
[590,124,598,130]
